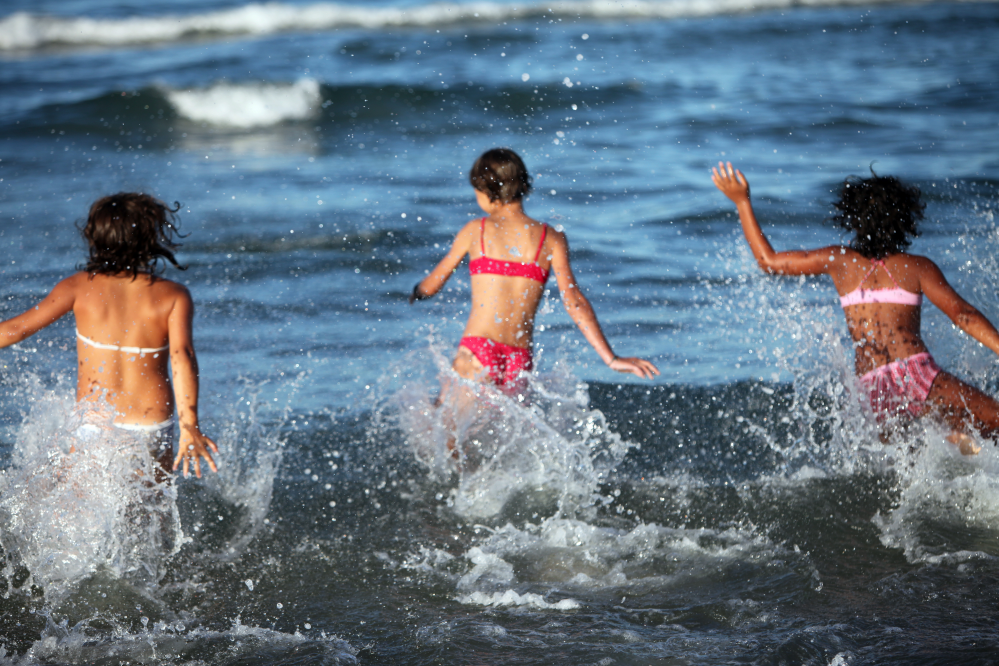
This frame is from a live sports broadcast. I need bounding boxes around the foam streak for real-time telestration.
[0,0,979,52]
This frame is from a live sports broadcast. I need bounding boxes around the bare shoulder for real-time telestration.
[900,253,948,283]
[544,224,568,247]
[151,276,192,303]
[59,271,90,290]
[454,218,481,245]
[899,253,938,270]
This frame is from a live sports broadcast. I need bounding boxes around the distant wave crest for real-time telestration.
[164,78,321,128]
[0,0,961,51]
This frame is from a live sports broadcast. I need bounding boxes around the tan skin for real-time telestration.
[414,189,659,381]
[713,162,999,450]
[0,271,218,477]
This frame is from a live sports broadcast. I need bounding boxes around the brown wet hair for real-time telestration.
[469,148,532,204]
[831,171,925,259]
[80,192,186,278]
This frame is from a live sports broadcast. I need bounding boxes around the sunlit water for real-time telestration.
[2,0,999,663]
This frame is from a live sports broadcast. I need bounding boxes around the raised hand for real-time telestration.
[711,161,750,204]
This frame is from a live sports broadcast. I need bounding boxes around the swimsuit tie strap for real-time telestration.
[875,259,903,289]
[533,224,548,263]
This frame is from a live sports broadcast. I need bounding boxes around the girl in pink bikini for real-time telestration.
[713,162,999,450]
[410,148,659,390]
[0,193,217,477]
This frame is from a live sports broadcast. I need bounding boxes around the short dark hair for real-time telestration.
[831,172,925,259]
[81,193,186,278]
[469,148,532,203]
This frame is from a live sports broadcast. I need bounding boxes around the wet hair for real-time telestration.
[469,148,532,203]
[80,193,186,278]
[831,171,925,259]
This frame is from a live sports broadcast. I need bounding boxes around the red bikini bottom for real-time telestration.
[459,336,533,388]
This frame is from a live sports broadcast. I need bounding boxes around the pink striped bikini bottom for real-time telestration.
[859,352,941,419]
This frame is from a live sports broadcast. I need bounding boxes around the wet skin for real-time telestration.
[0,271,217,477]
[713,161,999,441]
[414,189,659,382]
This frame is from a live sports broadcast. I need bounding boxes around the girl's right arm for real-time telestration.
[0,275,77,348]
[712,162,841,277]
[920,259,999,356]
[411,222,475,302]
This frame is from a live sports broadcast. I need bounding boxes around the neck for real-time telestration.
[487,200,525,219]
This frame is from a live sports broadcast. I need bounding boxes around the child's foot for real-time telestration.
[946,432,981,456]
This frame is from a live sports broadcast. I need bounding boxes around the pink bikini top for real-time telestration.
[839,258,922,308]
[469,217,550,283]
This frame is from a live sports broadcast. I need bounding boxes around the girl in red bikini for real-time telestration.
[713,162,999,451]
[0,193,217,477]
[410,148,659,390]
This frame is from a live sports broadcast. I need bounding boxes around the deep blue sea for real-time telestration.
[2,0,999,664]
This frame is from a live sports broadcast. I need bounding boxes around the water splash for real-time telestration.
[382,337,632,521]
[0,391,180,604]
[375,337,820,612]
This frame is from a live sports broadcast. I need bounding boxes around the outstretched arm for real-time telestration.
[168,287,218,478]
[712,162,835,277]
[411,222,475,303]
[921,260,999,356]
[549,230,659,380]
[0,276,77,348]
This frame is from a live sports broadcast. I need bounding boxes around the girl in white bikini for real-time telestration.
[713,162,999,452]
[0,193,217,477]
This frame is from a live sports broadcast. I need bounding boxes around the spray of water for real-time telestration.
[374,333,818,611]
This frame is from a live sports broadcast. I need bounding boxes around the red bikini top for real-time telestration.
[469,217,550,283]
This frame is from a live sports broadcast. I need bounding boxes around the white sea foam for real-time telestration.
[164,78,321,129]
[872,421,999,564]
[5,617,357,666]
[458,589,581,609]
[0,0,965,52]
[447,517,818,610]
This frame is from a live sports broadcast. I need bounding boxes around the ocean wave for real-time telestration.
[0,0,974,52]
[164,78,321,128]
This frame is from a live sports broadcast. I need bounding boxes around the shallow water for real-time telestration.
[2,0,999,663]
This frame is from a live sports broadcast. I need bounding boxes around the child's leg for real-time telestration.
[436,348,489,462]
[926,371,999,442]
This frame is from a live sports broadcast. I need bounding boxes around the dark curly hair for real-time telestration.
[831,171,925,259]
[80,193,186,278]
[469,148,532,203]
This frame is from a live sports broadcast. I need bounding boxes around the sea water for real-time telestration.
[1,0,999,663]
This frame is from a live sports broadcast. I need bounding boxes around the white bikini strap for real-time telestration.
[76,329,168,355]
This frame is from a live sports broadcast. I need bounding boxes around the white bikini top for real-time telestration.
[76,329,168,355]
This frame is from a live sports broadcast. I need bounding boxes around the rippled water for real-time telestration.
[2,0,999,663]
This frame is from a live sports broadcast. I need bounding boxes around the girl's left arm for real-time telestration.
[712,162,839,277]
[168,285,218,478]
[550,231,659,380]
[920,259,999,356]
[411,222,475,302]
[0,275,77,348]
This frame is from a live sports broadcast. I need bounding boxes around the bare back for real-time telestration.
[829,250,930,375]
[71,272,190,423]
[464,215,551,348]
